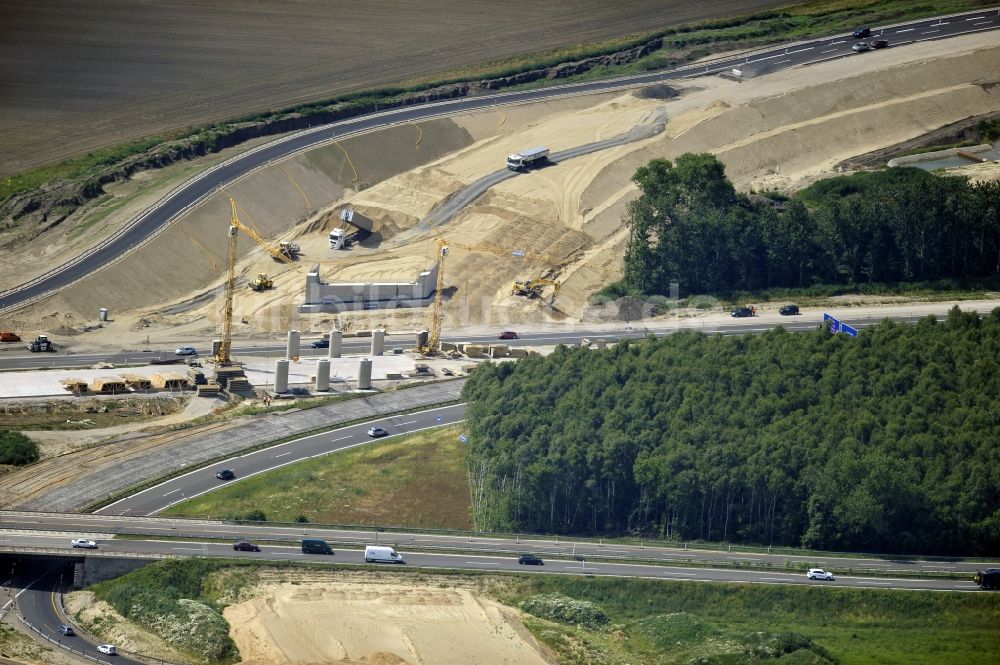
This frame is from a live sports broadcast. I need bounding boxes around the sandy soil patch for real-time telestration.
[224,579,553,665]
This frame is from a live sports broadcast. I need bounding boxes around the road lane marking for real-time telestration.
[395,420,418,426]
[820,48,836,53]
[787,46,813,54]
[896,28,914,32]
[974,21,991,25]
[858,581,891,586]
[171,547,208,551]
[773,59,791,64]
[273,451,293,458]
[828,40,845,45]
[329,435,351,442]
[465,562,500,566]
[966,16,985,20]
[761,577,790,581]
[923,29,940,34]
[162,489,180,496]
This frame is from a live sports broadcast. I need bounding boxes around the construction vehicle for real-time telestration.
[248,273,273,291]
[277,241,300,260]
[1,331,21,343]
[506,146,549,171]
[329,228,347,249]
[26,335,55,352]
[511,278,560,299]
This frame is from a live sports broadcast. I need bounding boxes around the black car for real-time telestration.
[779,304,799,316]
[872,39,889,49]
[310,338,329,348]
[731,306,754,318]
[215,469,236,480]
[852,27,871,38]
[233,541,261,552]
[58,624,75,636]
[518,554,544,565]
[975,568,1000,589]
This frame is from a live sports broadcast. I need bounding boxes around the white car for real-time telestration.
[71,539,97,549]
[174,346,197,356]
[96,644,117,655]
[807,568,835,581]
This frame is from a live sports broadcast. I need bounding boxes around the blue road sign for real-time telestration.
[459,433,468,444]
[824,313,858,337]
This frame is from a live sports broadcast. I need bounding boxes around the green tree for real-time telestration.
[0,431,39,465]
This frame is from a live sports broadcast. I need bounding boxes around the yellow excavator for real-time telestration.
[511,278,560,299]
[248,273,273,291]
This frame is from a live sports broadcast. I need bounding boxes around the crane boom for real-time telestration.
[422,238,448,354]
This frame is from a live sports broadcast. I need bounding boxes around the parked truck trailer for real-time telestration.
[506,146,549,171]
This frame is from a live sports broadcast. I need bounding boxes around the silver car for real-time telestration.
[71,538,97,549]
[807,568,835,581]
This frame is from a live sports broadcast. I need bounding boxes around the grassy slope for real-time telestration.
[162,425,472,529]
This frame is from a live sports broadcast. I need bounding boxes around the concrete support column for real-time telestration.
[315,359,331,391]
[416,330,429,349]
[328,330,342,358]
[274,359,290,393]
[357,358,372,390]
[212,339,222,357]
[371,329,385,356]
[286,330,301,359]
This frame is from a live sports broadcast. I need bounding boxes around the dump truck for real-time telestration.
[0,331,21,343]
[248,273,273,291]
[506,146,549,171]
[329,228,347,249]
[277,241,300,260]
[26,335,55,352]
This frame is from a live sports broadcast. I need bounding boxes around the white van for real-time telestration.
[364,545,405,564]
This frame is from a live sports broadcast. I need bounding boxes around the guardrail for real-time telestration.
[17,614,113,665]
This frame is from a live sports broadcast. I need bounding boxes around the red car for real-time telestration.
[497,331,518,340]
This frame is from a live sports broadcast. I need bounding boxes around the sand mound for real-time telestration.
[224,581,551,665]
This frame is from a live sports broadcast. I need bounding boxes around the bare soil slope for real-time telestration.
[0,0,789,176]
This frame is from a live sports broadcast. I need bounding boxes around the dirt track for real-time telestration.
[0,0,791,177]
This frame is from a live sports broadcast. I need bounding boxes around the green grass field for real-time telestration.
[163,425,472,529]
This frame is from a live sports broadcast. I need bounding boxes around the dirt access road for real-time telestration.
[0,0,790,177]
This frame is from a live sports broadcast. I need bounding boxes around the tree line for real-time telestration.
[461,307,1000,555]
[616,153,1000,297]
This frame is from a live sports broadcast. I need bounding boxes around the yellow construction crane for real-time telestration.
[215,198,295,365]
[417,238,566,355]
[417,237,449,355]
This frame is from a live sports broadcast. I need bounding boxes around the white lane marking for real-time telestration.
[787,46,813,54]
[162,489,181,497]
[896,28,914,33]
[974,21,991,25]
[858,581,891,586]
[829,40,845,45]
[820,48,836,53]
[965,16,985,20]
[329,436,351,443]
[171,547,208,551]
[923,29,940,34]
[273,451,293,458]
[761,577,790,581]
[395,420,419,426]
[661,571,698,577]
[773,59,791,64]
[466,562,501,566]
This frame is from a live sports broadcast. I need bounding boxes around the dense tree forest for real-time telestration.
[462,308,1000,555]
[617,153,1000,296]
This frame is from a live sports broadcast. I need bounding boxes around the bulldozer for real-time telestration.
[248,272,273,291]
[26,335,55,352]
[511,278,560,299]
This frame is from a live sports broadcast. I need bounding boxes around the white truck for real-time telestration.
[364,545,405,564]
[329,228,346,249]
[506,146,549,171]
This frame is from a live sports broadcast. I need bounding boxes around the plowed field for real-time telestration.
[0,0,788,176]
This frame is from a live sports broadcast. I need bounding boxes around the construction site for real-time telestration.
[0,30,998,403]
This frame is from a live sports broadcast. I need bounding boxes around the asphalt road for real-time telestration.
[0,532,985,594]
[1,10,996,314]
[94,402,467,516]
[0,313,937,370]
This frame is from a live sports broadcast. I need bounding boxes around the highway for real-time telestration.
[0,312,941,370]
[1,9,997,314]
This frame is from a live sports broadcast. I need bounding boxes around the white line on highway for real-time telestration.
[896,28,914,32]
[662,571,698,577]
[820,48,836,53]
[465,561,500,566]
[273,451,293,458]
[974,21,991,25]
[171,547,207,551]
[829,40,845,45]
[162,489,180,496]
[395,420,418,426]
[965,16,985,20]
[787,46,813,54]
[858,581,891,586]
[773,59,791,64]
[761,577,790,581]
[329,435,352,442]
[923,29,940,34]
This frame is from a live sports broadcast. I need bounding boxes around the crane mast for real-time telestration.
[216,199,240,365]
